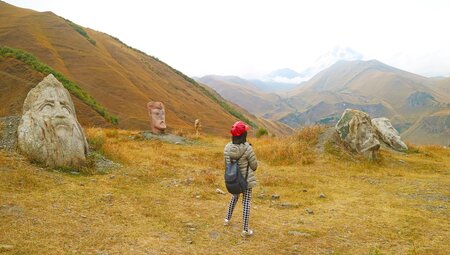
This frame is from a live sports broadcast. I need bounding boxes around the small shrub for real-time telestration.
[64,18,96,46]
[256,127,269,138]
[174,129,185,137]
[203,172,217,185]
[86,129,106,153]
[405,142,420,154]
[105,129,119,138]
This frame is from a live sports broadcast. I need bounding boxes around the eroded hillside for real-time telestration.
[0,1,281,135]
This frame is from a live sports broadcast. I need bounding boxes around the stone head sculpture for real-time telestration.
[147,101,166,134]
[17,74,89,168]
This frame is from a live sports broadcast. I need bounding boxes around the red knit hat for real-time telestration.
[231,121,249,136]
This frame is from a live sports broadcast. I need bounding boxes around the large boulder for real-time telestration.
[372,117,408,151]
[335,109,380,153]
[17,74,89,168]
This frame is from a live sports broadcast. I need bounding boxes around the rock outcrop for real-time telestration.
[0,116,20,151]
[372,117,408,151]
[335,109,380,153]
[17,74,89,168]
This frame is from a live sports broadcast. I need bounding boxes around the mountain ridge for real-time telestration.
[199,59,450,145]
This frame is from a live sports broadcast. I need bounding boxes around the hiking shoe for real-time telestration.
[241,229,254,237]
[223,219,230,226]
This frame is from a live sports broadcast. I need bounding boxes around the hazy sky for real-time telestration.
[6,0,450,78]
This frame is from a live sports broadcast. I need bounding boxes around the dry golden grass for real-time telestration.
[257,125,326,166]
[0,127,449,254]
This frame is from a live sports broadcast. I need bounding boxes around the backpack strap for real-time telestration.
[231,144,249,162]
[244,162,250,181]
[240,145,251,181]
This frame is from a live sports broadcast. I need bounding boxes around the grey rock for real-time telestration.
[271,194,281,200]
[372,117,408,151]
[0,244,14,252]
[208,231,219,240]
[270,202,300,209]
[184,177,194,185]
[17,74,89,168]
[137,131,188,145]
[0,116,21,151]
[0,204,24,217]
[89,152,121,173]
[335,109,380,153]
[305,208,314,215]
[288,231,311,237]
[215,188,226,195]
[185,222,195,228]
[319,193,326,198]
[280,202,299,208]
[100,194,113,203]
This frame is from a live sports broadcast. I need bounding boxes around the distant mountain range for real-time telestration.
[231,46,365,92]
[198,60,450,145]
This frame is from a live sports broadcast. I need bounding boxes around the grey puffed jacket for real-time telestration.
[224,142,258,188]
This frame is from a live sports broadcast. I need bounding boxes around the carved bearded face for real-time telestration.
[17,75,88,168]
[147,102,166,134]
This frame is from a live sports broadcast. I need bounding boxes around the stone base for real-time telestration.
[136,131,188,145]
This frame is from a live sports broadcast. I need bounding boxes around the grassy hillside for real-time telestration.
[198,83,294,137]
[0,55,113,127]
[0,1,259,135]
[0,127,449,254]
[435,77,450,94]
[0,46,118,124]
[283,60,450,145]
[197,75,295,118]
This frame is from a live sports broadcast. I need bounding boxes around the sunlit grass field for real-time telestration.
[1,127,449,254]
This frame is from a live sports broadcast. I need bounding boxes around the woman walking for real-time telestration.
[223,121,258,237]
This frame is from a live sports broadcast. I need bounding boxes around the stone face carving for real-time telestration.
[147,101,166,134]
[335,109,380,153]
[17,74,89,168]
[372,117,408,151]
[194,119,202,136]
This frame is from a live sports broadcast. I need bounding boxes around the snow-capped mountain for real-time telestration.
[261,46,364,87]
[300,46,364,79]
[263,68,306,84]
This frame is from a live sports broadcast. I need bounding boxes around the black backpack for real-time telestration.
[224,146,249,194]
